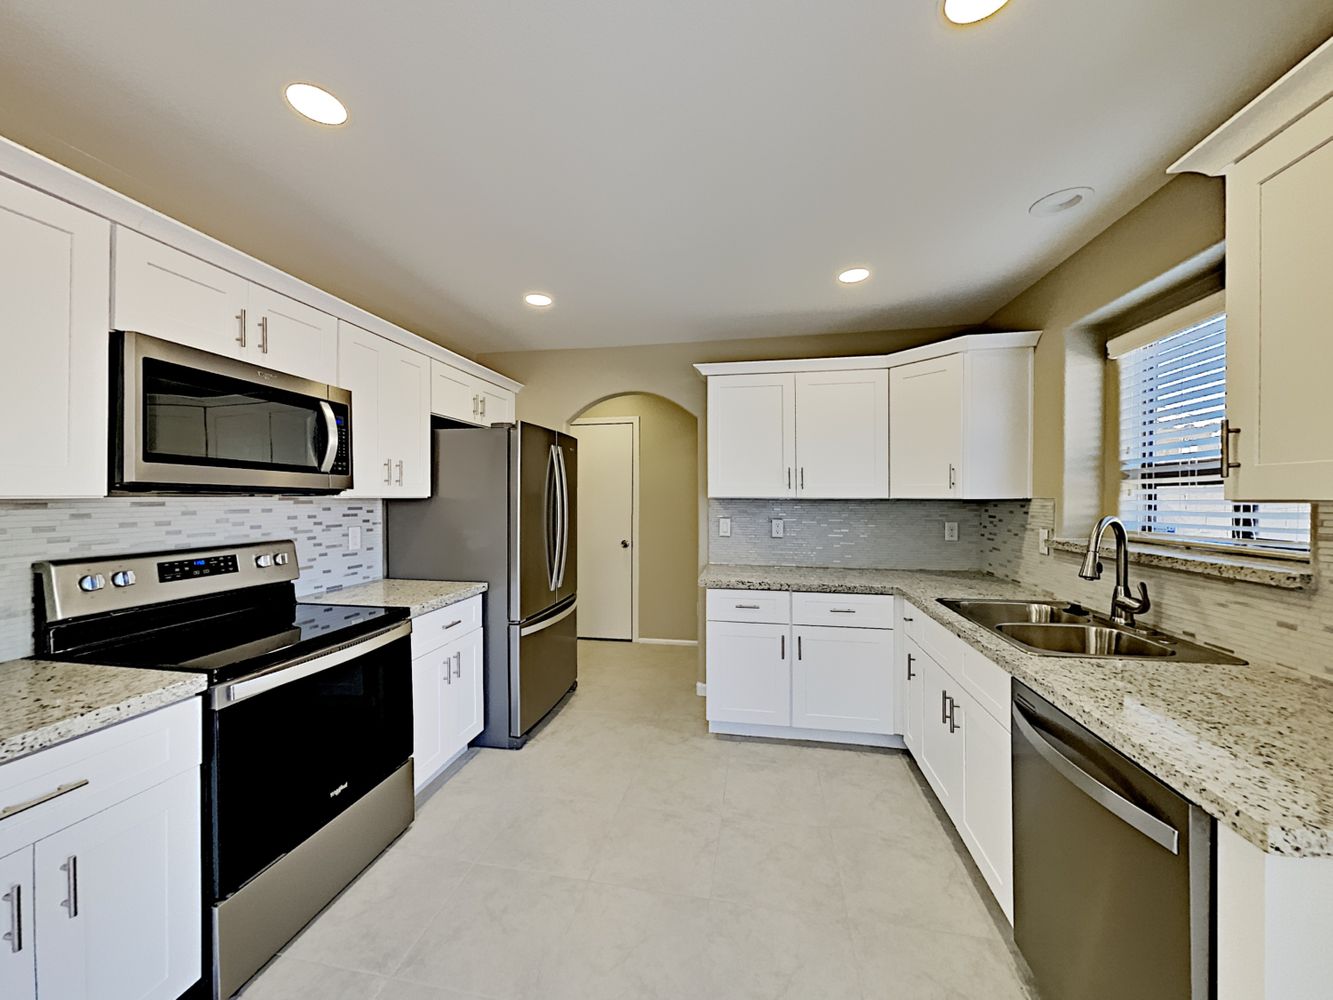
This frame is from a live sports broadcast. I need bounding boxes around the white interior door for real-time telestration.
[573,419,636,640]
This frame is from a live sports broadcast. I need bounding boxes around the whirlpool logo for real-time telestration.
[329,782,349,798]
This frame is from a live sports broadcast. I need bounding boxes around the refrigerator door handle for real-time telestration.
[555,444,571,589]
[545,444,560,592]
[520,598,578,636]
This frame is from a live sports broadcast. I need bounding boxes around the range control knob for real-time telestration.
[273,552,291,566]
[110,570,137,588]
[77,574,106,593]
[254,554,274,569]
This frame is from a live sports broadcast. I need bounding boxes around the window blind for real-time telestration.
[1117,313,1310,553]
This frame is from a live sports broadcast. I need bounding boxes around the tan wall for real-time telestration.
[575,394,698,642]
[984,173,1226,535]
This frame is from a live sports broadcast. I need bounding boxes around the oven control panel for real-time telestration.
[158,554,239,583]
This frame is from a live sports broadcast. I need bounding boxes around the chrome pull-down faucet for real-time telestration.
[1078,515,1151,627]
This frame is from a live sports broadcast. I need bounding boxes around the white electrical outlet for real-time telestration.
[771,518,785,538]
[1038,527,1052,556]
[719,517,732,538]
[944,522,959,542]
[348,526,362,551]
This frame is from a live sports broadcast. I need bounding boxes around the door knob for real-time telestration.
[620,539,630,548]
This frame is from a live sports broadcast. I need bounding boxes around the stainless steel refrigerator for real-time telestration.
[386,422,577,748]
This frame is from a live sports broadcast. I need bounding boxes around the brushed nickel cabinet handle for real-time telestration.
[61,856,78,919]
[472,394,479,417]
[734,603,761,610]
[800,467,805,489]
[259,315,269,354]
[786,467,792,489]
[383,459,392,485]
[0,778,89,822]
[2,883,20,953]
[453,651,462,679]
[480,396,487,419]
[829,608,856,614]
[1221,420,1242,478]
[396,460,405,486]
[941,690,950,725]
[236,308,247,348]
[443,619,463,631]
[948,464,957,490]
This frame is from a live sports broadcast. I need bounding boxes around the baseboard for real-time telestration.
[708,720,906,749]
[696,682,707,697]
[635,637,699,646]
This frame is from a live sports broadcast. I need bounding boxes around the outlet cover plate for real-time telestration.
[719,517,732,538]
[944,522,959,542]
[771,518,785,538]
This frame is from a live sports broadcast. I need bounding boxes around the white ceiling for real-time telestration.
[0,3,1329,355]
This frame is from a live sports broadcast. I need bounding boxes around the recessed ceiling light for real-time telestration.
[284,83,348,126]
[942,0,1010,25]
[1028,187,1095,217]
[524,292,553,307]
[837,267,871,284]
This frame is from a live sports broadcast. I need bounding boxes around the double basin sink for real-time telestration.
[938,599,1247,665]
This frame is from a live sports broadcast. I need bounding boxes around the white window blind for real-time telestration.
[1117,312,1310,554]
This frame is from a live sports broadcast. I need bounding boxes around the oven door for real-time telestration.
[207,622,412,900]
[114,331,352,493]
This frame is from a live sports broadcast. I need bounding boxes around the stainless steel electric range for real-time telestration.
[34,540,414,1000]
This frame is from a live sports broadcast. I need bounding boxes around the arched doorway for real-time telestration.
[569,392,698,643]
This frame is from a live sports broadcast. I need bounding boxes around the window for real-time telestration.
[1112,300,1310,556]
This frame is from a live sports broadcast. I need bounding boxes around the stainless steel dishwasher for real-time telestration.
[1012,682,1212,1000]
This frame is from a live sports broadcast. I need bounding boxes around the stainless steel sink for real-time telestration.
[996,623,1175,658]
[937,598,1246,664]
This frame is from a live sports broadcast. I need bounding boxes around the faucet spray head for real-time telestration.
[1078,550,1102,581]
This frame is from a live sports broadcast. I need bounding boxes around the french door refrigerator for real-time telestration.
[386,422,577,748]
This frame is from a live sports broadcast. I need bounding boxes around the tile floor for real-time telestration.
[240,640,1037,999]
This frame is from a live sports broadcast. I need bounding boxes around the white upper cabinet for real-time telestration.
[247,284,337,384]
[479,383,516,425]
[1170,40,1333,500]
[338,321,431,498]
[431,360,517,426]
[890,348,1032,499]
[707,373,797,498]
[794,370,889,498]
[0,175,110,499]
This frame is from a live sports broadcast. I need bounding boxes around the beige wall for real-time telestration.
[575,394,698,642]
[984,173,1226,535]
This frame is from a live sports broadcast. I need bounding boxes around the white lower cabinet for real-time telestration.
[705,620,792,727]
[411,603,485,792]
[960,694,1014,922]
[902,635,925,756]
[917,649,966,825]
[792,626,893,733]
[0,699,202,1000]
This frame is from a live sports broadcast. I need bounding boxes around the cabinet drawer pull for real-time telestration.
[902,616,914,622]
[906,653,916,680]
[443,619,463,631]
[947,696,961,734]
[61,855,78,919]
[829,608,856,614]
[948,463,957,490]
[734,603,761,610]
[0,778,89,822]
[2,883,20,953]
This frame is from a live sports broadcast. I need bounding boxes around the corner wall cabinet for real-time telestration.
[0,174,110,499]
[411,597,485,791]
[696,332,1036,500]
[0,699,203,1000]
[1170,37,1333,501]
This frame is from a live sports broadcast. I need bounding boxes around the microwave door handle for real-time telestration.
[317,401,339,473]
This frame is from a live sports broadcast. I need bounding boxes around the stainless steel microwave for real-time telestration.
[112,331,353,494]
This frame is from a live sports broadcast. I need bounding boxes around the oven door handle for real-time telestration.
[1012,701,1179,855]
[213,620,412,709]
[318,401,339,473]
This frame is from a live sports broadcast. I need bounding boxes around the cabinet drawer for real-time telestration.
[706,589,791,624]
[792,592,893,629]
[411,595,483,659]
[917,610,965,679]
[0,697,202,857]
[899,600,924,640]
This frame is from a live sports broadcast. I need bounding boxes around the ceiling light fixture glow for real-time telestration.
[942,0,1010,25]
[837,267,871,284]
[284,83,348,126]
[524,292,554,307]
[1028,187,1095,217]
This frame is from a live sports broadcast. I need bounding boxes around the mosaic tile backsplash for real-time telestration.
[0,497,383,661]
[707,498,1025,571]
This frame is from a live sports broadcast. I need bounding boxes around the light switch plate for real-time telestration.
[944,522,959,542]
[719,517,732,538]
[771,518,785,538]
[348,526,362,551]
[1038,527,1051,556]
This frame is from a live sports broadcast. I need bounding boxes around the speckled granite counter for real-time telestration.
[0,659,205,765]
[306,578,487,618]
[701,564,1333,858]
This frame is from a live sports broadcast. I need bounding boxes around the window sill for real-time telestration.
[1048,537,1314,590]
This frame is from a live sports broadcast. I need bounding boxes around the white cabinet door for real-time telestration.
[792,626,893,733]
[0,847,34,1000]
[705,621,791,726]
[247,284,337,383]
[903,636,925,757]
[961,691,1014,923]
[917,652,965,825]
[34,769,200,1000]
[794,370,889,498]
[411,647,448,793]
[448,627,485,753]
[480,385,515,425]
[380,342,431,496]
[0,176,110,498]
[1225,96,1333,500]
[890,354,963,498]
[431,361,482,423]
[707,374,796,498]
[337,321,386,497]
[112,227,248,357]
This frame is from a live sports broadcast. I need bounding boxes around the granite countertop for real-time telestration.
[0,659,206,765]
[305,578,488,618]
[701,563,1333,858]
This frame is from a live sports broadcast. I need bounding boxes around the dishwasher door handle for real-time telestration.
[1013,703,1180,855]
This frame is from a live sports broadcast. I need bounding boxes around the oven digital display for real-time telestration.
[158,554,239,582]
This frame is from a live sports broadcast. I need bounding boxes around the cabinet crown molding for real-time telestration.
[692,330,1040,378]
[1171,35,1333,177]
